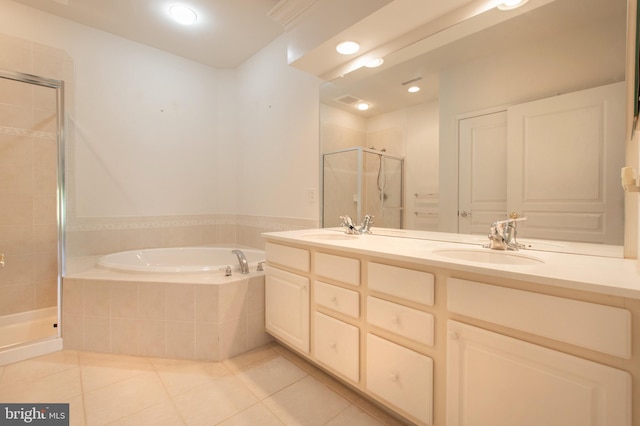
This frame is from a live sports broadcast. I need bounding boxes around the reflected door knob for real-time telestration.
[460,211,471,218]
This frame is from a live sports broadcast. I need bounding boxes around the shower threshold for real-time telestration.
[0,307,58,350]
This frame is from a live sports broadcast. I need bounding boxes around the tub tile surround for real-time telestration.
[62,273,272,361]
[65,214,318,257]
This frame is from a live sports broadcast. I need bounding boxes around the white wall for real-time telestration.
[0,0,235,219]
[235,35,322,221]
[0,1,323,226]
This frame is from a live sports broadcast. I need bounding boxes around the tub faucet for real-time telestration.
[232,249,250,274]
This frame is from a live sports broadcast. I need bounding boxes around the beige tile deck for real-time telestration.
[0,343,407,425]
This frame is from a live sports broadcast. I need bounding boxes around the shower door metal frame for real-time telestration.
[322,146,405,228]
[0,69,66,339]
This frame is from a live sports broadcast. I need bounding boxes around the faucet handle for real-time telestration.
[340,215,354,226]
[257,260,266,272]
[360,215,375,233]
[340,215,357,234]
[219,266,232,276]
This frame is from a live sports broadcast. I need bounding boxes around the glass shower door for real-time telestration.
[0,70,64,350]
[323,147,404,229]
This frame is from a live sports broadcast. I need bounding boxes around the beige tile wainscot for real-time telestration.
[263,228,640,426]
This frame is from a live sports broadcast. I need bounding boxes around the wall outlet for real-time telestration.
[307,188,316,202]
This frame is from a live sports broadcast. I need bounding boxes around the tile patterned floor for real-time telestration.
[0,343,408,425]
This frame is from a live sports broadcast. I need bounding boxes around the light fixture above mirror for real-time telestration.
[498,0,529,10]
[336,41,361,55]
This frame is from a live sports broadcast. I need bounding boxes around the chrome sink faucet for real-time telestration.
[484,214,527,250]
[340,215,374,234]
[232,249,250,274]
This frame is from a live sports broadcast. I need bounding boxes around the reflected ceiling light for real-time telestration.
[169,4,198,25]
[408,86,421,93]
[365,58,384,68]
[356,102,370,111]
[336,41,360,55]
[497,0,528,10]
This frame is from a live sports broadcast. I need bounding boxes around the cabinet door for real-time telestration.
[447,321,631,426]
[265,266,310,353]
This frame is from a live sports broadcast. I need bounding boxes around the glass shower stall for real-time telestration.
[0,69,65,364]
[323,147,404,229]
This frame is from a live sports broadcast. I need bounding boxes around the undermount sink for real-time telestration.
[301,233,359,241]
[432,248,544,265]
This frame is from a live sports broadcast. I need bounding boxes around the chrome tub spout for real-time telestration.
[232,249,250,274]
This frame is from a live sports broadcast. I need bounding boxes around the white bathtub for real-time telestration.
[98,247,265,273]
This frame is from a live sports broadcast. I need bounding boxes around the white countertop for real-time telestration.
[262,228,640,300]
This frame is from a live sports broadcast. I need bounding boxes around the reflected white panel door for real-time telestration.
[507,82,625,244]
[458,111,507,234]
[447,321,631,426]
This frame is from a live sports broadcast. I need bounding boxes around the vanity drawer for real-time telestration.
[315,281,360,318]
[367,296,434,346]
[315,252,360,286]
[447,278,632,358]
[314,312,359,382]
[366,333,433,425]
[266,243,310,272]
[367,262,434,305]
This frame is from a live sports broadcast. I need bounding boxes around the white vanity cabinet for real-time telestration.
[263,234,638,426]
[312,251,361,383]
[447,278,632,426]
[365,261,436,425]
[367,333,433,425]
[447,321,631,426]
[314,311,360,382]
[265,243,311,353]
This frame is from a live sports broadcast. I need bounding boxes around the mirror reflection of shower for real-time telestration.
[370,146,387,204]
[323,147,404,229]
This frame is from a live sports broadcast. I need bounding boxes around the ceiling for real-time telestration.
[10,0,285,68]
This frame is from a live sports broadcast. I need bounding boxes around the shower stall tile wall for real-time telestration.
[0,37,73,360]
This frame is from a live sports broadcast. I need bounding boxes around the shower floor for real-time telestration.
[0,307,58,349]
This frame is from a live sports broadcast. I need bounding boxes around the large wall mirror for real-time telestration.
[320,0,627,254]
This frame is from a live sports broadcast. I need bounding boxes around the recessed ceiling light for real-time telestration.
[497,0,528,11]
[336,41,360,55]
[408,86,421,93]
[357,102,370,111]
[169,4,198,25]
[365,58,384,68]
